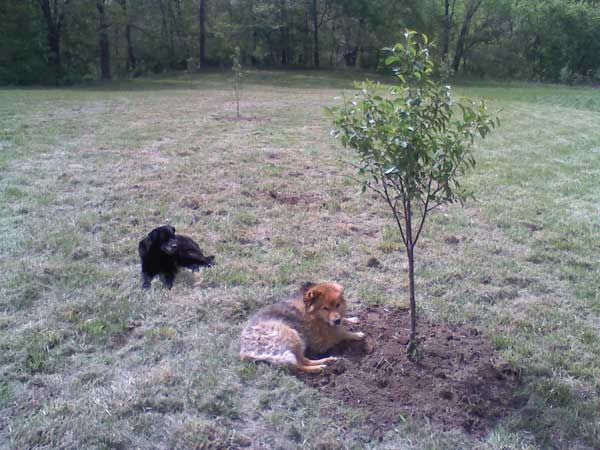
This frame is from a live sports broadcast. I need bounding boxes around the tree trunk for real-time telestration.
[248,0,257,65]
[405,199,416,344]
[118,0,136,71]
[125,23,136,70]
[158,0,174,67]
[442,0,451,59]
[357,17,365,67]
[38,0,62,79]
[199,0,206,68]
[452,21,468,73]
[452,0,482,73]
[279,0,288,65]
[302,8,309,66]
[97,0,111,80]
[311,0,319,68]
[172,0,189,56]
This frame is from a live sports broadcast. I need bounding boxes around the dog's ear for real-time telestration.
[167,225,176,235]
[149,229,160,242]
[303,286,321,313]
[300,282,316,295]
[139,237,151,257]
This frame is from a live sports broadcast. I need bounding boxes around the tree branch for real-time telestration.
[318,0,333,28]
[379,168,407,246]
[450,0,457,22]
[413,175,433,246]
[426,202,445,213]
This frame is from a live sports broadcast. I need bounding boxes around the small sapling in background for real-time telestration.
[232,46,243,118]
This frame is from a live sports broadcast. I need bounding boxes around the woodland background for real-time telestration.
[3,0,600,85]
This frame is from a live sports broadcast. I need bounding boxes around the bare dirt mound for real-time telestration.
[301,305,525,437]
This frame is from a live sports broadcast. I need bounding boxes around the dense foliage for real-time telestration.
[331,31,497,347]
[2,0,600,85]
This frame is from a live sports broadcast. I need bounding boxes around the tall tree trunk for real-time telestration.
[125,23,136,70]
[451,0,482,73]
[97,0,111,80]
[199,0,206,68]
[117,0,136,71]
[404,199,416,344]
[248,0,257,65]
[302,7,309,66]
[158,0,174,67]
[279,0,288,65]
[172,0,188,56]
[311,0,319,67]
[357,17,365,68]
[38,0,63,80]
[452,21,468,73]
[442,0,451,59]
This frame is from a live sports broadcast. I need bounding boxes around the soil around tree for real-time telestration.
[300,305,526,438]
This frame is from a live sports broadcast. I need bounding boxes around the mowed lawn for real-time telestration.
[0,71,598,450]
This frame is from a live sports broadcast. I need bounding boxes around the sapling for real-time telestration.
[232,46,243,118]
[331,31,498,353]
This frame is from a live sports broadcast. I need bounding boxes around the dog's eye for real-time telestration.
[336,303,340,308]
[322,306,329,311]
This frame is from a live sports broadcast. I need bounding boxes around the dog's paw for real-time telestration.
[344,317,359,324]
[353,331,366,340]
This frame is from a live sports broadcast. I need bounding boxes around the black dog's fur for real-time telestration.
[138,225,214,289]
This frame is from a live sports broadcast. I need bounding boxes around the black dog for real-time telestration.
[138,225,215,289]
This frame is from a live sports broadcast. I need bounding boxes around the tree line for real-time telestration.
[2,0,600,85]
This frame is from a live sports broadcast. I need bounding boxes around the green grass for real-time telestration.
[0,71,599,449]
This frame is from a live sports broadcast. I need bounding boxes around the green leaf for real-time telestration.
[385,56,398,66]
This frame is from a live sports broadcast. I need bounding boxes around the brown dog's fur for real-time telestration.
[239,282,365,373]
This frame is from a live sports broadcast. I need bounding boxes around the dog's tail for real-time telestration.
[240,349,298,366]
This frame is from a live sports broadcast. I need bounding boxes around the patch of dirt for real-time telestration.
[181,197,202,210]
[479,289,520,304]
[444,235,461,245]
[503,276,532,288]
[301,305,525,437]
[267,190,327,206]
[520,221,543,232]
[366,257,382,269]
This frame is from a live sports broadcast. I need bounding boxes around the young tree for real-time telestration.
[331,31,497,351]
[232,46,243,118]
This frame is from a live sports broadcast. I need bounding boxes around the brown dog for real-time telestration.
[239,282,365,373]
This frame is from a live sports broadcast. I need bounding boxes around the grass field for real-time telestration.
[0,70,598,450]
